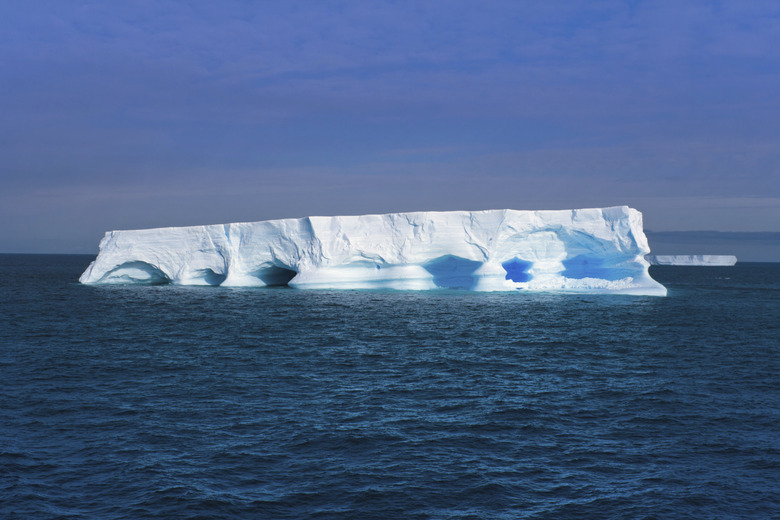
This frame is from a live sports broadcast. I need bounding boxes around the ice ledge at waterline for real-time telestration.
[79,207,667,296]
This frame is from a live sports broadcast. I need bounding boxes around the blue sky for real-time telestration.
[1,1,779,257]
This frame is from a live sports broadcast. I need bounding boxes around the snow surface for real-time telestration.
[646,255,737,266]
[79,207,667,295]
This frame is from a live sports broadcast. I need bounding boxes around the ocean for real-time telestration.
[1,254,778,519]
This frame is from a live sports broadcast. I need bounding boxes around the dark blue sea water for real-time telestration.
[1,254,779,519]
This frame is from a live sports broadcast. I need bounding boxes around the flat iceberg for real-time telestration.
[79,206,667,295]
[646,255,737,266]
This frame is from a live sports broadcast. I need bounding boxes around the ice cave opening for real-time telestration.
[191,269,227,286]
[251,265,298,286]
[424,255,483,290]
[502,258,532,283]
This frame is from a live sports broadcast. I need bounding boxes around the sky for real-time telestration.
[1,1,779,258]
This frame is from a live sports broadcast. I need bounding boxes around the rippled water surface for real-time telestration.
[1,255,779,519]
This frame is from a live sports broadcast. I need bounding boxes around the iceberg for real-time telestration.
[79,206,667,295]
[646,255,737,266]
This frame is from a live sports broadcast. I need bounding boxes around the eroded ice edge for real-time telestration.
[646,255,737,266]
[79,206,667,296]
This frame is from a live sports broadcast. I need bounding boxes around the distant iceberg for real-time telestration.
[646,255,737,266]
[79,206,667,295]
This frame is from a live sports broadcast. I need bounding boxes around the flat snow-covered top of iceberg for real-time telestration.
[80,206,667,296]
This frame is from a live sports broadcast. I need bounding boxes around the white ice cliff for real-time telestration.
[646,255,737,266]
[79,206,667,295]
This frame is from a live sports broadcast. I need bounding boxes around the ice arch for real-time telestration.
[97,261,170,285]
